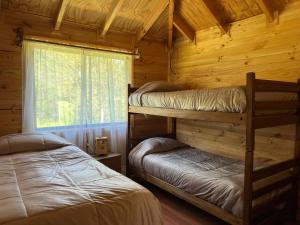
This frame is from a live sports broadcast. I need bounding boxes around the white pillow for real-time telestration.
[0,133,72,155]
[134,81,183,94]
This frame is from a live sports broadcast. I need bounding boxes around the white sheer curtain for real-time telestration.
[23,40,131,157]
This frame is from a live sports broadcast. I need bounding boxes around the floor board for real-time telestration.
[139,181,299,225]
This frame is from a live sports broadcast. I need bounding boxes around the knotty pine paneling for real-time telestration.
[0,50,22,110]
[130,114,168,139]
[0,22,22,136]
[131,40,168,140]
[177,119,295,161]
[170,1,300,219]
[170,1,300,89]
[134,40,168,88]
[170,0,300,162]
[0,109,22,136]
[2,0,169,41]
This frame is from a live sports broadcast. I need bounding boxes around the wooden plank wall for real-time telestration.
[0,22,22,136]
[169,2,300,88]
[0,12,168,137]
[134,41,168,88]
[131,40,168,140]
[132,40,168,140]
[177,120,295,162]
[169,1,300,219]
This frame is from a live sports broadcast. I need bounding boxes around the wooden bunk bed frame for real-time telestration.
[126,72,300,225]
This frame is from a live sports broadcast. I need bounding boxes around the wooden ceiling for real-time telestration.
[1,0,299,44]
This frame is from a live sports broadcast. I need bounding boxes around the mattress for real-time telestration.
[129,138,285,218]
[0,133,162,225]
[129,82,297,113]
[129,87,246,113]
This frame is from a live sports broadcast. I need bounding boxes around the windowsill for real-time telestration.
[37,122,127,131]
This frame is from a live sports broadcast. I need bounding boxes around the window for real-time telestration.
[23,41,132,131]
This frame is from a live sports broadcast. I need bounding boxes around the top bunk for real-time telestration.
[128,72,300,128]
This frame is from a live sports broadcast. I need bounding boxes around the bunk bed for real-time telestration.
[126,72,300,225]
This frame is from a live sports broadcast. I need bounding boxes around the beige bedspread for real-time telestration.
[0,133,162,225]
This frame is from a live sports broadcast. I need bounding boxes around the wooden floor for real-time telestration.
[140,182,299,225]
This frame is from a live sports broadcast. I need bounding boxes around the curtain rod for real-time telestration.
[23,35,140,57]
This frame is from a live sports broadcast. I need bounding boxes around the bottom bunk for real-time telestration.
[128,137,295,225]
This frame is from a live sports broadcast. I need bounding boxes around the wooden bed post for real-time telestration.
[292,78,300,220]
[126,84,132,176]
[168,117,176,139]
[244,72,255,225]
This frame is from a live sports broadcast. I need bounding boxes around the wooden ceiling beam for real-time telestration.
[199,0,227,34]
[136,0,169,42]
[101,0,125,37]
[168,0,174,49]
[54,0,70,31]
[255,0,276,22]
[168,0,174,77]
[173,14,195,42]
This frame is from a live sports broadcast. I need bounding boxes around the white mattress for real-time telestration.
[129,84,297,113]
[129,87,246,113]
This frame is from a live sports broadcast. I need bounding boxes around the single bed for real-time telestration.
[0,133,162,225]
[129,137,291,219]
